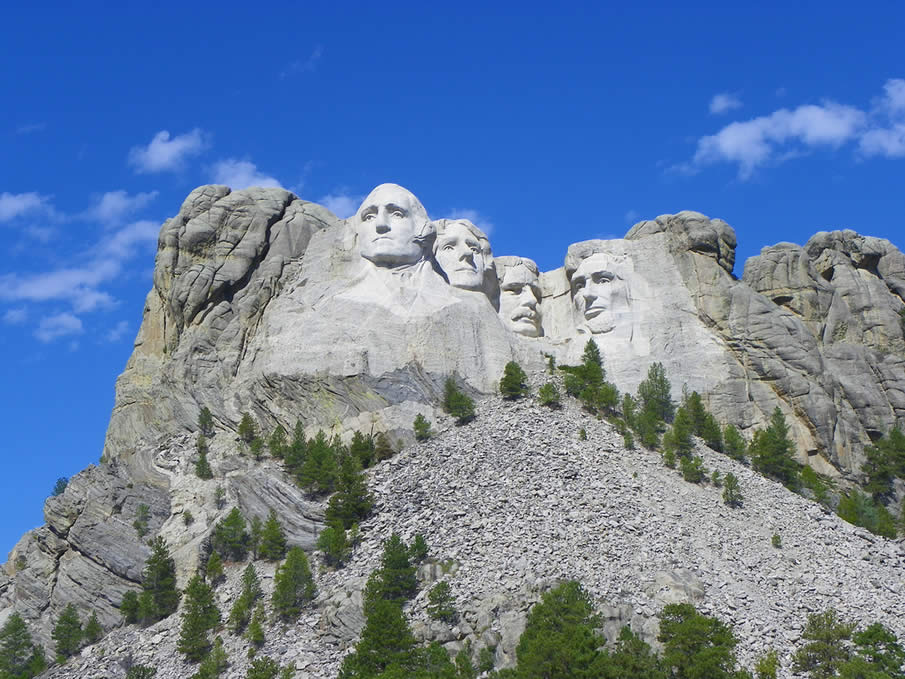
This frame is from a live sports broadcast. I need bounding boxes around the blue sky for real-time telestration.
[2,3,904,555]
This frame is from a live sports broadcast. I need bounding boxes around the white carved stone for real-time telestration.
[495,256,542,338]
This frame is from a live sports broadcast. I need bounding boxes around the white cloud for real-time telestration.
[35,312,83,343]
[211,159,282,189]
[280,45,324,79]
[16,122,45,134]
[85,190,158,225]
[106,320,130,342]
[444,208,494,236]
[319,191,364,219]
[23,225,57,242]
[128,129,206,173]
[624,209,640,224]
[688,79,905,178]
[2,308,27,324]
[0,192,52,222]
[709,93,742,115]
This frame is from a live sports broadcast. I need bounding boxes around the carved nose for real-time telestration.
[521,292,536,308]
[459,248,474,263]
[375,223,390,234]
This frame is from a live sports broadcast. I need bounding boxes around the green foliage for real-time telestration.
[141,536,181,622]
[413,414,432,442]
[178,573,220,662]
[349,430,375,467]
[0,612,46,679]
[679,455,707,484]
[723,425,747,462]
[750,408,800,490]
[607,625,667,679]
[477,646,495,673]
[772,533,782,548]
[685,391,707,434]
[133,503,150,538]
[837,489,897,538]
[723,473,743,507]
[755,650,779,679]
[52,603,82,661]
[801,466,834,507]
[560,340,620,416]
[444,377,476,425]
[198,406,214,436]
[183,509,195,526]
[848,622,905,679]
[214,485,226,509]
[537,382,560,408]
[247,657,281,679]
[212,507,250,561]
[238,412,258,444]
[195,437,215,478]
[637,362,675,424]
[325,453,373,529]
[408,534,429,563]
[297,431,339,494]
[51,476,68,497]
[455,641,477,679]
[637,408,661,449]
[229,564,262,632]
[374,432,396,463]
[792,609,856,679]
[375,534,418,604]
[664,406,694,458]
[317,521,350,568]
[268,424,288,459]
[126,665,158,679]
[121,590,140,624]
[578,428,587,441]
[499,361,530,399]
[658,603,742,679]
[663,449,677,469]
[711,470,722,487]
[284,422,308,474]
[862,428,905,501]
[700,413,724,453]
[624,430,636,450]
[83,610,102,644]
[338,596,418,678]
[272,547,316,620]
[249,438,265,461]
[258,509,288,561]
[206,551,225,587]
[246,604,266,649]
[622,393,638,429]
[191,635,228,679]
[427,582,457,623]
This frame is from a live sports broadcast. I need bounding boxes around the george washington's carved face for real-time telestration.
[356,184,432,267]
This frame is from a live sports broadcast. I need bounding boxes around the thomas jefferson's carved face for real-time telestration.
[356,184,427,267]
[499,264,541,337]
[571,253,623,334]
[435,221,486,291]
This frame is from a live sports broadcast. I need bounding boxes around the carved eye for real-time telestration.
[362,213,376,221]
[392,210,405,218]
[469,246,480,254]
[443,244,455,251]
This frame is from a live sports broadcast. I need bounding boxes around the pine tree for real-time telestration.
[317,521,350,568]
[268,424,287,459]
[349,430,375,467]
[607,625,667,679]
[125,665,158,679]
[249,438,265,461]
[191,635,228,679]
[792,609,856,679]
[338,596,418,678]
[658,603,742,679]
[51,476,68,497]
[83,610,102,644]
[374,534,417,604]
[538,382,560,408]
[178,573,221,662]
[272,547,316,620]
[499,361,529,399]
[195,435,214,480]
[120,591,140,624]
[723,473,743,507]
[245,604,266,649]
[284,421,308,474]
[142,536,181,621]
[0,612,46,679]
[427,582,457,623]
[723,424,747,462]
[413,414,432,442]
[52,603,82,661]
[249,515,263,560]
[664,406,694,458]
[373,432,395,463]
[198,407,215,436]
[247,657,281,679]
[637,362,675,423]
[750,407,800,490]
[258,509,288,560]
[685,391,708,434]
[408,534,429,564]
[847,622,905,679]
[700,413,724,452]
[205,551,225,587]
[212,507,250,561]
[325,454,373,529]
[238,413,258,444]
[229,564,262,632]
[443,377,476,425]
[297,431,338,494]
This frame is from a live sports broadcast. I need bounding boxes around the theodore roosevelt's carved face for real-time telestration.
[570,252,626,334]
[356,184,433,267]
[434,220,487,291]
[498,260,542,337]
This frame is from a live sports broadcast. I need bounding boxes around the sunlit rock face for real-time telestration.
[106,184,905,482]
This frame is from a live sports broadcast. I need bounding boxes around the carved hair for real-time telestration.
[433,218,492,257]
[494,255,539,278]
[564,240,627,281]
[357,183,435,249]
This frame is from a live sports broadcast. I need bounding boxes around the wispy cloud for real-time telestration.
[84,190,159,225]
[16,122,46,135]
[624,209,640,224]
[709,93,742,115]
[211,159,282,189]
[128,129,206,173]
[106,320,130,342]
[0,192,53,222]
[444,208,495,236]
[35,312,83,343]
[280,45,323,79]
[684,79,905,179]
[318,191,364,219]
[2,308,27,325]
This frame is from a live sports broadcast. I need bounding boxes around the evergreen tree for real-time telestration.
[205,551,225,587]
[249,438,265,461]
[247,657,281,679]
[178,573,221,662]
[258,509,288,560]
[83,610,102,644]
[499,361,529,399]
[664,406,694,458]
[198,407,214,436]
[246,604,266,649]
[636,408,661,449]
[792,609,856,679]
[195,435,214,480]
[325,454,373,529]
[52,603,82,661]
[723,473,743,507]
[373,432,396,463]
[212,507,250,561]
[658,603,742,679]
[637,362,675,423]
[408,534,429,563]
[125,665,158,679]
[538,382,560,408]
[413,415,432,442]
[350,430,375,466]
[607,625,667,679]
[249,515,264,560]
[723,424,747,462]
[229,564,262,632]
[837,490,897,538]
[755,650,779,679]
[679,455,707,484]
[133,503,150,538]
[622,393,638,429]
[0,612,46,679]
[427,582,457,623]
[51,477,68,497]
[268,424,288,459]
[338,596,418,678]
[700,413,724,453]
[685,391,708,434]
[443,378,476,425]
[272,547,316,620]
[142,536,181,621]
[847,622,905,679]
[317,521,350,567]
[375,534,417,604]
[750,408,800,490]
[284,421,308,475]
[120,591,140,624]
[191,635,228,679]
[861,429,905,501]
[238,413,258,444]
[297,431,338,494]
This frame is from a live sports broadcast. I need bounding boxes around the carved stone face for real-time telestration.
[356,184,431,267]
[435,221,487,291]
[498,263,541,337]
[571,253,624,334]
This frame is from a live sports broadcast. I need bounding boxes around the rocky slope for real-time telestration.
[32,378,905,678]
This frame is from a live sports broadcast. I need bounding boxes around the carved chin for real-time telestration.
[447,271,484,290]
[509,317,540,337]
[585,316,615,334]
